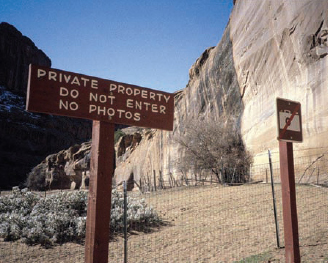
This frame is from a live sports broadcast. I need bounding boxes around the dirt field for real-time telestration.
[1,184,327,262]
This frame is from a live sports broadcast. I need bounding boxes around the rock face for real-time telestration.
[230,0,328,165]
[0,22,51,96]
[0,22,91,189]
[27,142,91,190]
[114,24,242,188]
[114,0,328,186]
[27,127,132,191]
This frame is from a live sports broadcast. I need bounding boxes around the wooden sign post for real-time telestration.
[26,64,174,263]
[276,98,302,263]
[85,121,115,262]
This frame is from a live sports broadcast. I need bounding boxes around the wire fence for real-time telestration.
[1,151,328,262]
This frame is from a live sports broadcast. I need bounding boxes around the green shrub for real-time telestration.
[26,163,48,191]
[0,188,160,247]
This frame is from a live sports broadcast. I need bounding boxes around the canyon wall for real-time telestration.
[115,0,328,186]
[0,22,92,189]
[114,24,242,187]
[230,0,328,165]
[0,22,51,96]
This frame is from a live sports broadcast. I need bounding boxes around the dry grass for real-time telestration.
[1,184,327,262]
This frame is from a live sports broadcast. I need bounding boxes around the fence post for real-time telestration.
[123,181,128,263]
[268,150,280,248]
[147,173,151,192]
[317,168,320,185]
[169,173,173,188]
[153,170,157,191]
[159,170,163,189]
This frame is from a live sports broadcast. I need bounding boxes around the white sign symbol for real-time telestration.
[279,110,301,132]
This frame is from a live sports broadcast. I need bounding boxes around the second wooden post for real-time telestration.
[279,141,301,263]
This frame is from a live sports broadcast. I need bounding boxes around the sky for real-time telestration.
[1,0,233,93]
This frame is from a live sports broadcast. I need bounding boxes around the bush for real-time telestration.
[110,189,160,233]
[26,163,48,191]
[0,188,160,247]
[176,118,253,184]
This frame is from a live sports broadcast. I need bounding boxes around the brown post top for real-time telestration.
[27,64,174,131]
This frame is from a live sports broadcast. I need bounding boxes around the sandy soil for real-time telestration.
[1,184,327,262]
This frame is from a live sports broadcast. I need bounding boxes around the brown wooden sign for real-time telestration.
[276,98,302,142]
[26,64,175,263]
[27,64,174,131]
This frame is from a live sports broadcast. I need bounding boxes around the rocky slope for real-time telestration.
[27,141,91,190]
[0,22,91,189]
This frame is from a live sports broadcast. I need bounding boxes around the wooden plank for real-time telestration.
[27,64,174,131]
[279,141,301,263]
[85,121,115,263]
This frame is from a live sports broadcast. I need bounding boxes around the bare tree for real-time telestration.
[176,117,252,184]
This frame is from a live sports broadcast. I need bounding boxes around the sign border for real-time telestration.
[276,97,303,143]
[26,64,175,131]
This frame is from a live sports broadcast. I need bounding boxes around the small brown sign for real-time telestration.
[276,98,302,142]
[27,64,174,130]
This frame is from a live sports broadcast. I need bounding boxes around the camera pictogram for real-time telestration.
[279,110,301,132]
